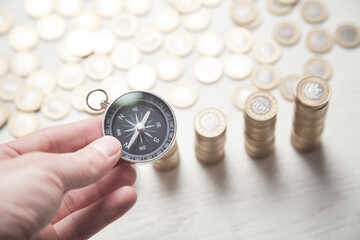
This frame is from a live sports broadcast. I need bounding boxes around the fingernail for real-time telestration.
[90,136,121,157]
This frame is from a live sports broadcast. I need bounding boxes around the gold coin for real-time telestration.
[251,64,280,90]
[0,74,23,101]
[14,86,43,112]
[169,81,198,109]
[301,0,327,24]
[303,57,332,81]
[225,27,254,53]
[41,92,71,120]
[134,27,163,53]
[277,0,299,5]
[194,108,227,139]
[273,22,300,46]
[245,91,278,123]
[279,75,299,101]
[83,54,114,81]
[26,70,56,95]
[306,29,333,53]
[253,39,282,64]
[335,24,360,49]
[232,1,257,26]
[267,0,292,16]
[232,84,258,111]
[294,76,331,109]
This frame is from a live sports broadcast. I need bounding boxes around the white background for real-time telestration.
[1,0,360,239]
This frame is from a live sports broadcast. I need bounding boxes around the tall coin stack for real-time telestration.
[152,140,180,171]
[244,91,278,158]
[194,108,227,165]
[291,76,331,152]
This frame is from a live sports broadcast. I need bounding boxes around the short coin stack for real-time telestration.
[244,91,278,158]
[152,140,180,171]
[291,76,331,152]
[194,108,227,165]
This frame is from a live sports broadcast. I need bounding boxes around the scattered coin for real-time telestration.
[335,24,360,48]
[111,43,141,70]
[8,25,39,52]
[134,27,163,53]
[155,55,184,82]
[232,1,257,26]
[111,12,139,38]
[251,64,280,90]
[100,75,129,102]
[14,86,44,112]
[36,14,66,41]
[225,27,254,53]
[267,0,292,15]
[0,74,23,101]
[303,57,332,81]
[8,111,38,137]
[253,39,282,64]
[57,41,81,63]
[182,8,211,32]
[202,0,223,7]
[0,9,13,35]
[196,32,224,56]
[41,92,71,120]
[153,140,180,171]
[56,63,85,90]
[279,75,299,101]
[83,54,113,81]
[72,9,100,30]
[66,29,95,57]
[126,64,157,90]
[274,22,300,46]
[9,52,39,77]
[0,101,11,128]
[55,0,82,18]
[224,53,253,80]
[24,0,54,19]
[168,81,198,109]
[174,0,202,14]
[301,0,327,24]
[0,55,8,77]
[124,0,152,16]
[93,29,117,55]
[151,7,180,33]
[95,0,123,18]
[193,56,223,84]
[277,0,299,5]
[165,31,194,57]
[306,29,333,53]
[27,70,56,94]
[232,84,258,111]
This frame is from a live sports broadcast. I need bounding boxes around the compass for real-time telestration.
[87,90,177,164]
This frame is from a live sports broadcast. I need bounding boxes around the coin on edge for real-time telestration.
[253,39,282,64]
[169,81,198,109]
[335,24,360,48]
[155,55,184,82]
[111,43,141,70]
[274,22,300,46]
[279,75,299,101]
[251,64,280,90]
[14,86,43,112]
[306,29,333,53]
[303,57,332,81]
[193,56,223,84]
[224,53,253,80]
[8,25,39,52]
[301,0,327,24]
[41,92,71,120]
[225,27,254,53]
[126,64,157,90]
[232,84,258,111]
[8,112,38,137]
[0,74,23,101]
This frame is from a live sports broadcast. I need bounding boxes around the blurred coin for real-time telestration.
[126,64,157,90]
[267,0,292,15]
[0,74,22,101]
[14,86,43,112]
[24,0,54,19]
[202,0,223,7]
[151,7,180,33]
[100,75,129,102]
[94,29,117,55]
[165,31,194,57]
[41,92,71,120]
[111,43,141,70]
[56,63,85,90]
[66,29,95,57]
[225,27,253,53]
[232,1,257,25]
[169,81,198,109]
[9,52,39,77]
[71,85,86,111]
[279,75,299,101]
[36,14,66,41]
[155,55,184,82]
[274,22,300,46]
[0,9,13,35]
[193,56,223,84]
[0,55,8,77]
[303,57,332,81]
[27,70,56,94]
[277,0,298,5]
[55,0,82,18]
[251,64,279,90]
[224,53,253,80]
[111,12,138,38]
[83,55,113,81]
[57,41,81,63]
[306,29,333,53]
[124,0,152,16]
[182,8,211,32]
[8,112,38,137]
[134,27,162,53]
[335,24,360,48]
[0,102,11,128]
[301,0,327,24]
[174,0,202,14]
[95,0,123,18]
[196,32,224,56]
[8,25,39,52]
[232,84,257,111]
[73,9,100,30]
[253,39,282,64]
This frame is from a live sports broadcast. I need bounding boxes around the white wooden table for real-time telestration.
[1,0,360,239]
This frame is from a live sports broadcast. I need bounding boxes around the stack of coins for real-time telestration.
[152,140,180,171]
[194,108,227,165]
[244,91,278,158]
[291,76,331,152]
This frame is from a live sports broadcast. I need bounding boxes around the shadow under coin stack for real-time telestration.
[194,108,227,165]
[291,76,331,152]
[244,91,278,159]
[152,140,180,171]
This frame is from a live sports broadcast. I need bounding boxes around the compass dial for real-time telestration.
[103,91,176,163]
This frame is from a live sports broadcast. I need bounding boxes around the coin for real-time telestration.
[36,14,66,41]
[301,0,327,24]
[56,63,85,90]
[165,31,194,57]
[306,29,333,53]
[153,141,180,171]
[224,53,253,80]
[182,8,211,32]
[0,74,23,101]
[126,64,157,90]
[335,24,360,49]
[8,112,38,137]
[155,55,184,82]
[277,0,298,5]
[279,75,299,101]
[72,9,100,30]
[95,0,123,18]
[14,86,43,112]
[100,75,129,102]
[196,32,224,56]
[274,22,300,46]
[245,91,278,122]
[267,0,292,15]
[65,29,95,57]
[55,0,82,18]
[134,27,163,53]
[194,108,227,139]
[124,0,152,16]
[27,70,56,94]
[83,54,113,81]
[8,25,39,52]
[111,12,138,38]
[232,1,257,26]
[9,52,39,77]
[225,27,254,53]
[303,57,332,81]
[111,43,141,70]
[24,0,54,19]
[202,0,223,7]
[41,92,71,120]
[0,9,13,35]
[0,55,8,77]
[174,0,202,14]
[232,84,258,111]
[253,39,282,64]
[251,64,280,90]
[0,102,10,128]
[168,81,198,109]
[71,85,86,111]
[193,56,223,84]
[151,7,180,33]
[94,29,117,55]
[57,41,81,63]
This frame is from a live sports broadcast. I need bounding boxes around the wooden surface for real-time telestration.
[1,0,360,239]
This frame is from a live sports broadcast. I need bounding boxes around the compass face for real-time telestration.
[103,91,176,163]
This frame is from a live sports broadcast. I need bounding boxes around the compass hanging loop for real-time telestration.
[86,89,110,111]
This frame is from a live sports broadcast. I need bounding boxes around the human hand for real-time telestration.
[0,118,137,240]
